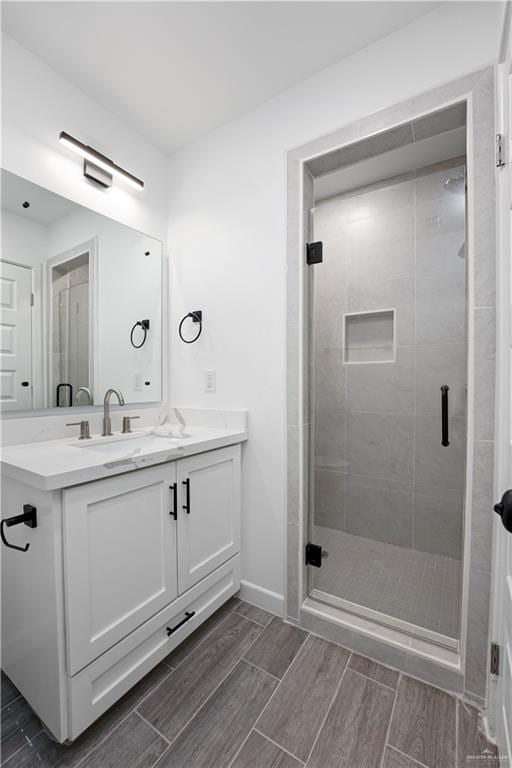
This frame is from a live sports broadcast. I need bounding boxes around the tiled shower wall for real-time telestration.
[312,159,467,561]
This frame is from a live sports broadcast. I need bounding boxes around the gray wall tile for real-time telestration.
[414,415,466,494]
[412,102,466,141]
[314,467,345,530]
[346,207,414,286]
[413,494,463,559]
[473,173,496,308]
[416,269,466,345]
[470,440,494,573]
[347,177,414,221]
[347,346,415,414]
[347,277,415,346]
[415,342,466,418]
[471,68,495,181]
[286,523,300,620]
[287,426,300,524]
[346,412,414,483]
[314,348,345,411]
[474,308,496,442]
[345,484,413,547]
[415,196,466,275]
[465,567,491,700]
[415,160,465,204]
[315,407,347,471]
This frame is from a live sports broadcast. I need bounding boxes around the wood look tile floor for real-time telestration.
[1,598,500,768]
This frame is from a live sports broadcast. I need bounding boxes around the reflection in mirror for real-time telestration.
[0,170,163,412]
[49,244,93,406]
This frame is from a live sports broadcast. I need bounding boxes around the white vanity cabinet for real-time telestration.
[1,443,242,743]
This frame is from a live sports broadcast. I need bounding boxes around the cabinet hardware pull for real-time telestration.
[166,611,195,637]
[169,483,177,520]
[441,385,449,446]
[182,478,191,514]
[1,505,37,553]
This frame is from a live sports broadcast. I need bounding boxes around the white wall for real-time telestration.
[2,210,48,269]
[167,3,504,608]
[1,33,169,242]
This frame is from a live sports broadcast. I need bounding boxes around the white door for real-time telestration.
[489,56,512,754]
[177,445,240,593]
[63,463,178,674]
[0,261,32,410]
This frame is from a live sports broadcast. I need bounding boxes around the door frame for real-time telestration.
[0,258,42,410]
[46,238,96,408]
[488,54,512,742]
[286,66,497,698]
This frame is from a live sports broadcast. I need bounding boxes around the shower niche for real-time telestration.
[343,309,395,364]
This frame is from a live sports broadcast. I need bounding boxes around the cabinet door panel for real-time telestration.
[178,445,240,593]
[64,464,177,674]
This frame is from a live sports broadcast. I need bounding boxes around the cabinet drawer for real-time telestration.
[68,554,240,740]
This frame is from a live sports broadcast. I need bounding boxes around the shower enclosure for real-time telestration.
[309,159,467,645]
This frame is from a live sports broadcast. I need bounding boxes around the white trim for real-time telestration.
[302,597,461,674]
[239,580,284,617]
[310,588,458,651]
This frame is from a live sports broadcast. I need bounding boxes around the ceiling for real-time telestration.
[1,1,441,155]
[1,171,77,225]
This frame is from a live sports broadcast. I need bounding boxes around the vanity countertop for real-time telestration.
[1,426,248,491]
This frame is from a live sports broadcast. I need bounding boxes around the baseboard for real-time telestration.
[239,580,284,617]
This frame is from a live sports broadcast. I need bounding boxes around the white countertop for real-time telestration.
[1,426,248,491]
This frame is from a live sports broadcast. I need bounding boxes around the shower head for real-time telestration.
[444,174,465,195]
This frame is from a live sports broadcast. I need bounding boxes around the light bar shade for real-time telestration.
[59,131,144,190]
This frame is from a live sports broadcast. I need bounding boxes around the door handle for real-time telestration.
[182,478,191,514]
[441,385,449,446]
[169,483,177,520]
[166,611,195,637]
[494,490,512,533]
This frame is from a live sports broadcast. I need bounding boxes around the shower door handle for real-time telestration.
[441,385,449,447]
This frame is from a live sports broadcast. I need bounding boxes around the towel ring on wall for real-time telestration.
[178,311,203,344]
[130,319,150,349]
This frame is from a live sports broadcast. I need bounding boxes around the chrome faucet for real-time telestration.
[102,388,125,436]
[74,387,93,405]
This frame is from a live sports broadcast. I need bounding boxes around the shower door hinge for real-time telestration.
[30,293,34,306]
[490,642,500,675]
[306,241,323,265]
[496,134,506,167]
[305,542,323,567]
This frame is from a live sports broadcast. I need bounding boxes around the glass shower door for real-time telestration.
[309,162,467,642]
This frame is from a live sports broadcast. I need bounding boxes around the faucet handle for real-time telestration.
[122,415,140,434]
[66,420,91,440]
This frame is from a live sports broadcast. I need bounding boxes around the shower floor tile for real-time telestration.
[312,526,461,638]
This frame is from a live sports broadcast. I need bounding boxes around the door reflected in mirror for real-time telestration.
[0,170,163,412]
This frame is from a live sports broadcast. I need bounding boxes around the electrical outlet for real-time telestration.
[205,369,216,393]
[134,371,142,391]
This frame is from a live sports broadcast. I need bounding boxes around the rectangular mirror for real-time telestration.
[0,170,163,412]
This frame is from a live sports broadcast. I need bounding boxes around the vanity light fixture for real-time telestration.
[58,131,144,191]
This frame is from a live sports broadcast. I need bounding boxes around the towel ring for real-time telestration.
[130,319,150,349]
[178,311,203,344]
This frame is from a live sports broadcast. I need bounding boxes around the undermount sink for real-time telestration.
[69,431,177,457]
